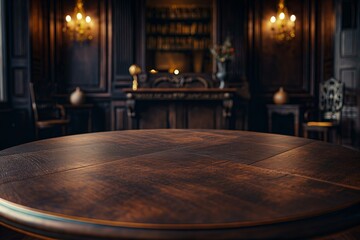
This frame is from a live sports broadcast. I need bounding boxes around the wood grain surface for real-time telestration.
[0,130,359,239]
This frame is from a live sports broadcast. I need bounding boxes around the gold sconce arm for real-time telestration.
[129,64,142,91]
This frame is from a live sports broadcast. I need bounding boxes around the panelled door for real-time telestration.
[335,0,360,149]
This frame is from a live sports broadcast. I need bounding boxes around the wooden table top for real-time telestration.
[0,130,359,239]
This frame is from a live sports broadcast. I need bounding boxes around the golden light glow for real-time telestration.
[269,0,296,41]
[150,69,158,74]
[174,69,180,75]
[307,122,333,127]
[129,64,142,76]
[279,12,285,20]
[63,0,93,42]
[76,13,82,20]
[65,15,72,22]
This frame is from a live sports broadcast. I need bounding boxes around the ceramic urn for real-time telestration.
[70,87,85,105]
[273,87,288,105]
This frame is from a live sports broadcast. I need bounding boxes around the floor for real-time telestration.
[1,225,360,239]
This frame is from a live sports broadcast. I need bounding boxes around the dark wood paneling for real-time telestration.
[11,0,27,58]
[111,100,127,130]
[246,0,337,133]
[112,0,135,92]
[217,0,247,83]
[341,30,357,57]
[7,0,30,102]
[12,68,26,97]
[335,0,360,149]
[0,110,15,150]
[135,0,146,69]
[252,0,315,98]
[56,0,110,96]
[93,100,111,132]
[317,0,335,85]
[187,104,220,129]
[139,102,169,129]
[133,103,224,130]
[30,0,51,92]
[6,0,32,144]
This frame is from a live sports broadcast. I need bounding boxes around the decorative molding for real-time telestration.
[13,68,26,97]
[151,75,210,88]
[126,91,234,101]
[340,68,357,90]
[341,30,358,57]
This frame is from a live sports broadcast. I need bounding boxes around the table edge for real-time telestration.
[1,197,359,230]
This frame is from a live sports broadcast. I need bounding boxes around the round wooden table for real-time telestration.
[0,130,359,239]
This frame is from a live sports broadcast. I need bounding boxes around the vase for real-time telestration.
[273,87,288,105]
[216,61,227,89]
[70,87,85,105]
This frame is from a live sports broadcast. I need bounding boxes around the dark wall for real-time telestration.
[3,0,32,147]
[55,0,112,133]
[244,0,347,137]
[3,0,359,149]
[335,0,360,149]
[56,0,111,96]
[217,0,247,84]
[247,0,317,132]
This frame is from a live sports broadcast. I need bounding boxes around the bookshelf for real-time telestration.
[145,2,213,73]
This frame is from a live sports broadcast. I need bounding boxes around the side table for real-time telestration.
[267,104,302,137]
[63,104,94,133]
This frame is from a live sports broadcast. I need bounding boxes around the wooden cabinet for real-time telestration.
[124,88,240,130]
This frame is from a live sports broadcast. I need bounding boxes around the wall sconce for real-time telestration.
[63,0,93,42]
[269,0,296,41]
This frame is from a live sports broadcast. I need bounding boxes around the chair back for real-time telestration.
[29,82,39,122]
[319,77,344,122]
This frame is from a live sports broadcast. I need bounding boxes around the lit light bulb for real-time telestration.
[174,69,179,75]
[65,15,72,22]
[77,13,82,20]
[290,15,296,22]
[270,16,276,23]
[85,16,91,23]
[279,12,285,20]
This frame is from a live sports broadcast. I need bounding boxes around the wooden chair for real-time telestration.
[303,78,344,143]
[29,82,70,139]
